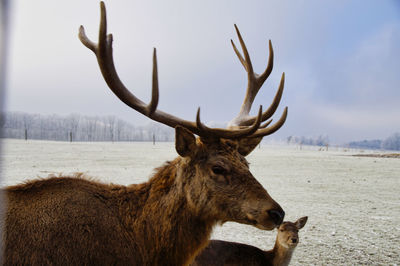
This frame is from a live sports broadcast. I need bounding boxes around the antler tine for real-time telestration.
[196,106,263,139]
[230,31,274,83]
[260,119,273,129]
[259,40,274,84]
[79,2,148,115]
[232,24,253,76]
[239,72,285,126]
[251,107,288,138]
[147,48,159,116]
[98,1,107,50]
[229,25,284,128]
[230,40,246,70]
[79,26,96,53]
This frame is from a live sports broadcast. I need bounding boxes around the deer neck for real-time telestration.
[269,240,295,266]
[120,158,216,265]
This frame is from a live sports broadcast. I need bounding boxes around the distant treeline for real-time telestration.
[286,135,329,146]
[0,112,174,142]
[347,133,400,151]
[2,112,399,150]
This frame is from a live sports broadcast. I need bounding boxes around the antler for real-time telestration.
[79,2,286,139]
[228,25,288,137]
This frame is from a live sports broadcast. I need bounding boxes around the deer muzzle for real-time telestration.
[243,201,285,230]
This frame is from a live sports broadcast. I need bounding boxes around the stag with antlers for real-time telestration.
[3,2,288,265]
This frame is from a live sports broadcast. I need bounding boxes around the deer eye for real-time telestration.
[212,165,227,175]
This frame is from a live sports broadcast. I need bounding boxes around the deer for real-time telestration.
[2,2,289,265]
[191,216,308,266]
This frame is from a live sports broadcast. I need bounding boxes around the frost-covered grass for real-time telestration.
[1,139,399,265]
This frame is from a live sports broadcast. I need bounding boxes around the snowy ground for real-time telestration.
[1,139,399,265]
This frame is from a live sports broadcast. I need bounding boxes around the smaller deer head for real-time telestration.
[276,216,308,249]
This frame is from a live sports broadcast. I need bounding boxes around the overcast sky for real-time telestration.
[4,0,400,144]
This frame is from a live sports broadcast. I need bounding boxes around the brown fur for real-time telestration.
[2,129,284,265]
[191,217,307,266]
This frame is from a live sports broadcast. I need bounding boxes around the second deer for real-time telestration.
[192,216,308,266]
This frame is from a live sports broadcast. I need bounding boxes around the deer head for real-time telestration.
[276,216,308,249]
[79,2,288,229]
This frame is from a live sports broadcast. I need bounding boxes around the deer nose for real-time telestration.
[267,209,285,225]
[291,238,298,244]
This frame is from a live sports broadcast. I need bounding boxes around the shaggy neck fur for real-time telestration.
[118,158,215,265]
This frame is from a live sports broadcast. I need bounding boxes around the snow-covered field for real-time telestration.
[1,139,399,265]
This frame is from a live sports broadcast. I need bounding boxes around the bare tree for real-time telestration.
[67,113,80,142]
[107,115,116,142]
[381,133,400,151]
[115,118,125,141]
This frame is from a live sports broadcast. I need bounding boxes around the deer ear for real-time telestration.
[237,137,263,156]
[295,216,308,229]
[175,126,197,157]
